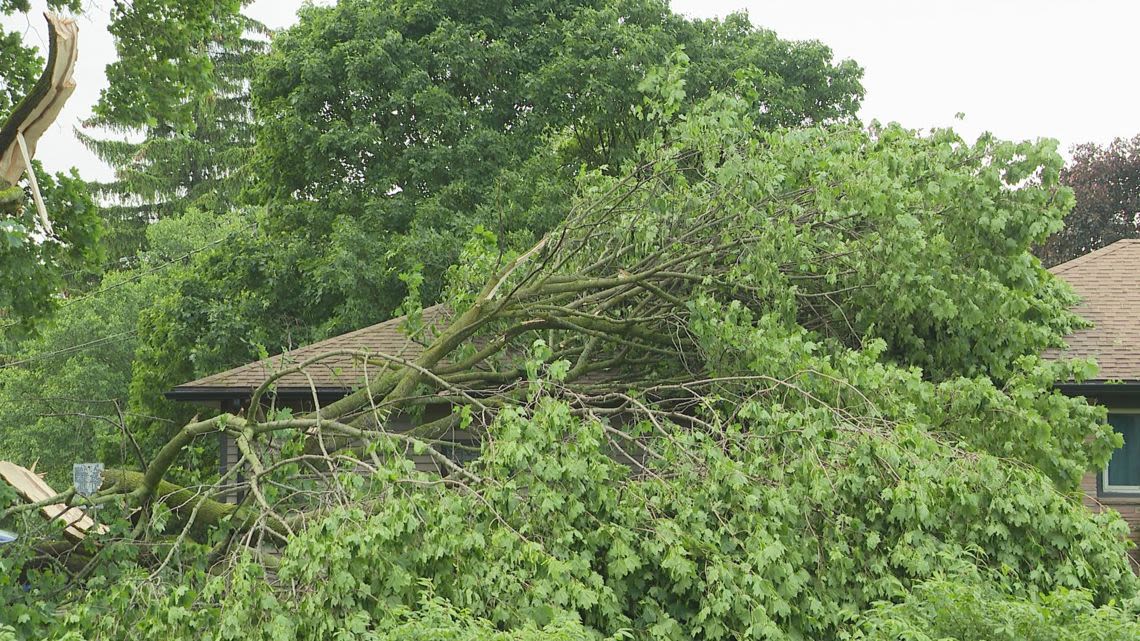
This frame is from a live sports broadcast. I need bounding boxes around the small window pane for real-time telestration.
[1107,414,1140,488]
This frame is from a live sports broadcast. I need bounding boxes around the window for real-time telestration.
[1102,412,1140,494]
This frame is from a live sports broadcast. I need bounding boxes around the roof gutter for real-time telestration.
[1055,381,1140,404]
[164,386,354,403]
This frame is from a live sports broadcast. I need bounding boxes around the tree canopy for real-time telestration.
[248,0,861,325]
[0,2,1137,640]
[2,86,1137,640]
[1037,134,1140,266]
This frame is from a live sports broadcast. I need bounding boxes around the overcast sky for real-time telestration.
[5,0,1138,180]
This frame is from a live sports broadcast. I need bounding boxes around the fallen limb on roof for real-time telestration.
[0,461,107,540]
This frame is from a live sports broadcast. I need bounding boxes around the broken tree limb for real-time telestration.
[0,12,80,186]
[102,469,242,542]
[0,12,78,230]
[0,461,106,540]
[15,131,52,234]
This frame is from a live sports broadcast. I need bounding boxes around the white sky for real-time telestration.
[4,0,1138,181]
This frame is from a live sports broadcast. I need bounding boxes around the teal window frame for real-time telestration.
[1101,410,1140,495]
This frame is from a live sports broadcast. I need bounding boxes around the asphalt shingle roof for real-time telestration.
[171,305,449,393]
[1048,239,1140,382]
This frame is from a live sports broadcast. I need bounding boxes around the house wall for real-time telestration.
[1081,472,1140,556]
[216,398,477,502]
[1058,389,1140,567]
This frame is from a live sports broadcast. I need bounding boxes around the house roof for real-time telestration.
[1047,239,1140,383]
[166,305,450,401]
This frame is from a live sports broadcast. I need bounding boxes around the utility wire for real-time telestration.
[0,221,256,331]
[0,330,138,370]
[55,222,257,310]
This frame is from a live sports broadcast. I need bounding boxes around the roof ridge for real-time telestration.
[1049,239,1139,275]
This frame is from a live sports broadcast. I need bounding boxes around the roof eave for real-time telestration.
[164,386,353,403]
[1055,381,1140,404]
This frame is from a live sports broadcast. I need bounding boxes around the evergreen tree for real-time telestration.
[78,15,269,262]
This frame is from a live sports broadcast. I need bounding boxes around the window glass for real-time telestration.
[1106,414,1140,489]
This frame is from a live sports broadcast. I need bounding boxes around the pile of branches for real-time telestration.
[5,110,1095,555]
[17,141,884,545]
[5,105,1135,640]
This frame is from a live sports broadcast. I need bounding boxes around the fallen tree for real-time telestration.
[3,93,1139,639]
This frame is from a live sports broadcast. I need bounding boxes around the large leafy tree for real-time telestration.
[249,0,862,329]
[126,0,864,425]
[1037,134,1140,266]
[2,93,1135,640]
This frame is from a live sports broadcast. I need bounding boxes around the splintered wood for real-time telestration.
[0,461,107,540]
[0,13,79,185]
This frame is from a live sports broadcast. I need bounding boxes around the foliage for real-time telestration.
[2,91,1137,640]
[121,0,863,434]
[96,0,248,130]
[120,0,864,441]
[1038,134,1140,266]
[0,263,145,482]
[80,15,269,261]
[125,208,269,447]
[0,208,249,484]
[313,0,849,294]
[0,165,101,330]
[250,0,861,326]
[855,571,1140,640]
[6,396,1137,640]
[0,4,1136,640]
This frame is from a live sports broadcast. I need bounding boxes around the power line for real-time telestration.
[55,222,257,310]
[0,330,137,370]
[1,221,256,330]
